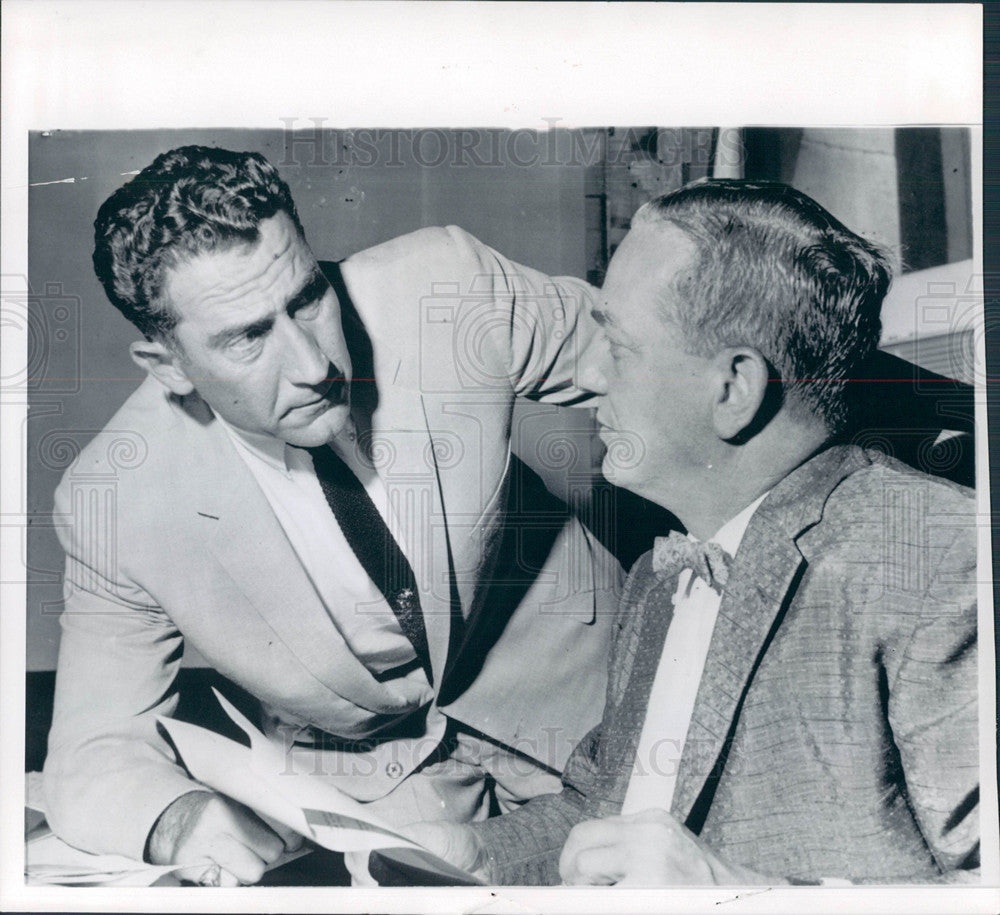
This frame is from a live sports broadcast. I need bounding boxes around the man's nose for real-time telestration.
[281,319,330,387]
[575,336,609,395]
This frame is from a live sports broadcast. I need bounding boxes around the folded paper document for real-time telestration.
[25,825,310,887]
[158,689,483,885]
[26,829,183,887]
[24,770,310,887]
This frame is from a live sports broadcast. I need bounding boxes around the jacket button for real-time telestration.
[385,762,404,779]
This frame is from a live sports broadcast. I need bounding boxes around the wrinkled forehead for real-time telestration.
[161,212,311,323]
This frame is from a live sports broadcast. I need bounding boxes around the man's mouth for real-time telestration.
[288,375,349,416]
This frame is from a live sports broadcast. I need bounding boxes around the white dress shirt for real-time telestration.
[621,493,768,816]
[217,416,428,688]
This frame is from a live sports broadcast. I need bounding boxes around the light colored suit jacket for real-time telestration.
[478,446,980,884]
[44,226,620,859]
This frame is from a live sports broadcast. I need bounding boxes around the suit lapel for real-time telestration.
[671,521,805,823]
[329,256,459,688]
[601,557,679,802]
[178,406,405,713]
[671,445,870,824]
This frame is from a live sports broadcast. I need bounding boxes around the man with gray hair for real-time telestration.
[416,180,980,885]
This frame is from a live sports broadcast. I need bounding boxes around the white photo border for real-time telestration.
[1,2,992,913]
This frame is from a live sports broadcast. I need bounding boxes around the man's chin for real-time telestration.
[601,451,641,491]
[600,453,624,485]
[283,403,352,448]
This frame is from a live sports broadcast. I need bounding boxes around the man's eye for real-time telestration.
[293,299,323,320]
[228,333,264,355]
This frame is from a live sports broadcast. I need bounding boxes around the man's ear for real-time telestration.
[710,347,770,441]
[129,338,195,396]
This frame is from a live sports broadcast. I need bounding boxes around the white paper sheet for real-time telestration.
[159,690,445,859]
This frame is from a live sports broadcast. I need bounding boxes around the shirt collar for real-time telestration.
[703,490,770,557]
[214,413,293,474]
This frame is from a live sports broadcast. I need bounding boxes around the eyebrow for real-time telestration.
[208,316,271,349]
[590,305,618,329]
[286,267,329,314]
[207,268,328,349]
[590,303,641,352]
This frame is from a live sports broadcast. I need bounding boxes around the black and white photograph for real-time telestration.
[1,3,993,913]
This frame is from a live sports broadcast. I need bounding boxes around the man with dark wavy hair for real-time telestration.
[416,181,980,886]
[43,146,620,884]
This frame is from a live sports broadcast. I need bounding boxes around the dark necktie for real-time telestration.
[651,530,733,593]
[307,444,432,683]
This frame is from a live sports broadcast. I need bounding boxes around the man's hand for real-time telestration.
[559,808,786,886]
[398,820,492,883]
[147,790,303,886]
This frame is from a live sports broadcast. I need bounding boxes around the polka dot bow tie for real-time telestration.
[652,530,733,592]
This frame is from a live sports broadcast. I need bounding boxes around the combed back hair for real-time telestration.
[632,179,892,434]
[93,145,304,340]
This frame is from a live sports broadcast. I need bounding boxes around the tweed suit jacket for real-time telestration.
[43,226,621,860]
[477,445,980,884]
